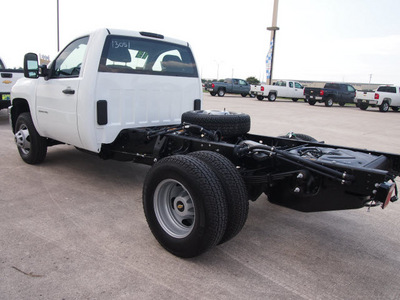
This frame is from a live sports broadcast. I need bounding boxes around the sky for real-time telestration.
[2,0,400,84]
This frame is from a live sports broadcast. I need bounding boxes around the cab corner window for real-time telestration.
[51,36,89,78]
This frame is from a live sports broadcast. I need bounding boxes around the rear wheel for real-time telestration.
[143,155,227,258]
[217,89,225,97]
[359,103,368,110]
[14,112,47,164]
[189,151,249,244]
[292,98,298,102]
[210,92,216,96]
[392,107,399,112]
[257,95,264,101]
[268,93,276,101]
[308,99,316,106]
[325,97,334,107]
[379,101,389,112]
[338,101,345,107]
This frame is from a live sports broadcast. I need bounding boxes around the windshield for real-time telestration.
[99,35,198,78]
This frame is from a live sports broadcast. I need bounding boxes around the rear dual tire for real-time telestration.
[143,152,248,258]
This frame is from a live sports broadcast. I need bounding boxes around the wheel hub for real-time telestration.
[173,195,193,217]
[15,127,30,154]
[154,179,195,238]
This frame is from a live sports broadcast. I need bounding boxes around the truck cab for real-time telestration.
[10,28,202,153]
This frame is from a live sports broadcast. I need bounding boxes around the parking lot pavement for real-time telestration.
[1,96,400,299]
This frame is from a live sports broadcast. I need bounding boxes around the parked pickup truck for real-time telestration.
[304,83,356,107]
[0,57,23,110]
[250,80,305,101]
[205,78,253,97]
[10,28,400,258]
[356,85,400,112]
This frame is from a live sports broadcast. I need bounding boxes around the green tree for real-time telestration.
[246,76,260,85]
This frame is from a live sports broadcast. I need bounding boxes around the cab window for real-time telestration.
[347,85,355,92]
[51,36,89,78]
[99,35,198,78]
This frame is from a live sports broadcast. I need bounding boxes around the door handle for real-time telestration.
[62,88,75,95]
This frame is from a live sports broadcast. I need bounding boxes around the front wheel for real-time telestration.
[143,155,228,258]
[14,112,47,164]
[257,95,264,101]
[268,93,276,101]
[209,92,216,96]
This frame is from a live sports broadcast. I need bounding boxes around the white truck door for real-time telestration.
[294,82,304,98]
[286,81,295,98]
[36,37,88,147]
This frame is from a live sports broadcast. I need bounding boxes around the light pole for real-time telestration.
[266,0,279,85]
[57,0,60,52]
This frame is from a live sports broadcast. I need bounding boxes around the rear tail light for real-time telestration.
[211,83,215,88]
[374,93,379,99]
[319,90,324,96]
[376,182,397,209]
[261,86,264,92]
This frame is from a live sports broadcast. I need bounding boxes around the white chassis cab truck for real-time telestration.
[9,29,400,258]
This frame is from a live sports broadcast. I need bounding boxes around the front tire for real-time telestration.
[14,112,47,164]
[143,155,227,258]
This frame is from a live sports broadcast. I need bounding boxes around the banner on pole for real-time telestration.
[266,37,274,79]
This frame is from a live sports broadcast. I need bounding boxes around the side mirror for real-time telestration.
[24,53,39,78]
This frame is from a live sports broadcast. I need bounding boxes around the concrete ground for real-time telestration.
[1,94,400,299]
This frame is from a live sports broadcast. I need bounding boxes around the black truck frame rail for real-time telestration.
[102,123,399,213]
